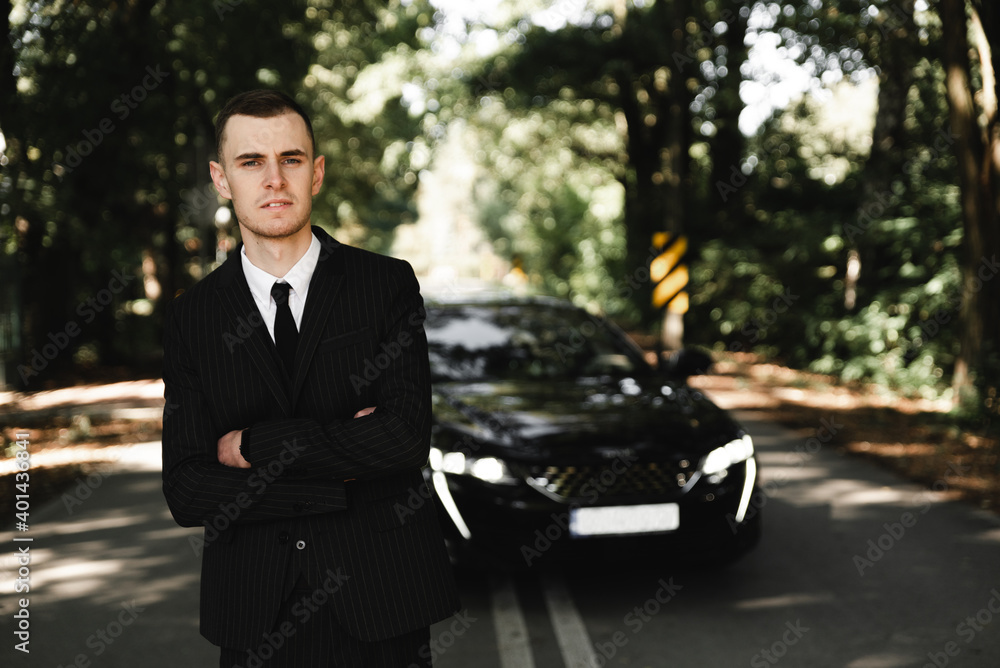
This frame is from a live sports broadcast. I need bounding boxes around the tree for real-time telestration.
[682,1,971,399]
[939,0,1000,423]
[301,0,438,254]
[468,0,750,334]
[1,0,318,387]
[844,0,919,310]
[1,0,436,388]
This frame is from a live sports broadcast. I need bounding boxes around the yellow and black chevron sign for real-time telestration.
[650,232,689,313]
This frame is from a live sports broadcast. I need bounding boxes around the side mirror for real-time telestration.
[662,348,713,378]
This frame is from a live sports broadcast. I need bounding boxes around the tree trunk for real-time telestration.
[615,0,691,334]
[708,0,749,234]
[616,1,690,330]
[846,0,918,311]
[0,0,16,131]
[940,0,1000,418]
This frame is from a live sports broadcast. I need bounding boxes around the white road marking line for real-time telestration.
[490,573,536,668]
[541,573,599,668]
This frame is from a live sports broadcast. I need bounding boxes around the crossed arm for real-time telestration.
[162,264,431,528]
[216,405,376,469]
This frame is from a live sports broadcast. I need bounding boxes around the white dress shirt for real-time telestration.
[241,232,321,343]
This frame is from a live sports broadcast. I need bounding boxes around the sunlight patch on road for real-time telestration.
[0,440,162,475]
[733,592,835,611]
[37,510,153,537]
[111,441,162,472]
[0,379,165,413]
[791,478,909,513]
[845,651,923,668]
[34,556,121,599]
[963,527,1000,545]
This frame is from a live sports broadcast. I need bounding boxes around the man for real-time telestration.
[161,89,460,667]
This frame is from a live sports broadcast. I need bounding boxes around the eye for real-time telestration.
[241,160,260,168]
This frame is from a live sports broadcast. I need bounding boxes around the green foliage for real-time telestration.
[469,94,629,318]
[3,0,321,381]
[687,38,966,400]
[435,0,978,407]
[1,0,991,416]
[301,0,437,253]
[464,0,753,325]
[2,0,434,386]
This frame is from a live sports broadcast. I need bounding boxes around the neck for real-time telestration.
[240,224,313,278]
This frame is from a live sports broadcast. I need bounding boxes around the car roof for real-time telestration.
[422,283,591,312]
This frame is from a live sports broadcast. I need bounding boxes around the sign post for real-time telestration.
[650,232,688,350]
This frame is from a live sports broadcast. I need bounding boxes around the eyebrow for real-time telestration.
[234,149,308,162]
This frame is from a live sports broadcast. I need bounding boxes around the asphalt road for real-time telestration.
[3,412,1000,667]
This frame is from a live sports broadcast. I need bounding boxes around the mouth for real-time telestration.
[261,200,293,210]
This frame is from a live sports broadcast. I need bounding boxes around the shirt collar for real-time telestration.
[241,231,321,305]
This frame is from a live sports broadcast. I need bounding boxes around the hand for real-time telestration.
[217,429,250,469]
[353,406,376,418]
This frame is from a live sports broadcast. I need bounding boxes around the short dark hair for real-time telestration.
[214,89,316,161]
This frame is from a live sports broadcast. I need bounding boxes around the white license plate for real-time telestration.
[569,503,680,537]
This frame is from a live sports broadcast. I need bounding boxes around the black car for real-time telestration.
[422,293,760,568]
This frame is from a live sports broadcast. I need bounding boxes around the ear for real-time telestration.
[210,160,233,200]
[311,155,325,196]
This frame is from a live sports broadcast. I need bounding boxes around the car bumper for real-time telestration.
[426,459,761,568]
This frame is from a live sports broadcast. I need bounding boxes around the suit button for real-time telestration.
[278,532,289,545]
[296,540,306,550]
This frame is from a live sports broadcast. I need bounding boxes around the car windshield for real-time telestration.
[425,303,649,382]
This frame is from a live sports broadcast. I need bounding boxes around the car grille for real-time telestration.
[519,459,696,502]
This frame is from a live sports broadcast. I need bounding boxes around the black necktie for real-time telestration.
[271,282,298,374]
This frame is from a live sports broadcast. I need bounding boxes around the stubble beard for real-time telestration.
[235,205,311,242]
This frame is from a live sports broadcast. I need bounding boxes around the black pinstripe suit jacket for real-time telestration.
[161,226,460,649]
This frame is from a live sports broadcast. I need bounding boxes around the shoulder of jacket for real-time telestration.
[338,244,413,275]
[166,259,233,314]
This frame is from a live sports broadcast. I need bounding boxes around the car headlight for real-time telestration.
[700,434,754,476]
[429,447,519,484]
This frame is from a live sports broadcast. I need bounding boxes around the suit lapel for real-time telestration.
[291,228,344,406]
[216,250,292,415]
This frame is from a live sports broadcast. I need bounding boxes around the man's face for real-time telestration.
[210,112,324,241]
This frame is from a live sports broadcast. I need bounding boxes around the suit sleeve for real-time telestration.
[161,299,347,528]
[239,262,432,481]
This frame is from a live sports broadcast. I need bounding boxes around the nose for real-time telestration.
[263,161,286,189]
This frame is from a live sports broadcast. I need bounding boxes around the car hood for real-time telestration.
[432,377,743,459]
